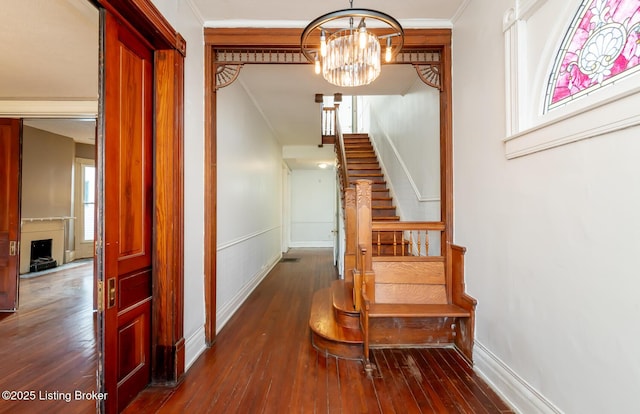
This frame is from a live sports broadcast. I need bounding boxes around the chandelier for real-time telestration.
[300,0,404,87]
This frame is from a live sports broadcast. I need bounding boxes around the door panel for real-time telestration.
[103,11,153,413]
[0,119,21,311]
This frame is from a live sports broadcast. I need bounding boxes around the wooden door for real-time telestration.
[0,119,21,312]
[102,12,154,413]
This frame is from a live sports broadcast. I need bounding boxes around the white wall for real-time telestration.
[289,169,336,247]
[365,81,441,223]
[453,1,640,413]
[216,78,283,330]
[150,0,206,369]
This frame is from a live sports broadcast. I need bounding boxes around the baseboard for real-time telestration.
[474,341,564,414]
[289,241,333,248]
[216,253,281,333]
[184,325,206,371]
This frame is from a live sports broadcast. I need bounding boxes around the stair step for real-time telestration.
[348,169,381,175]
[372,198,393,207]
[331,280,359,329]
[373,206,396,212]
[372,216,400,221]
[347,163,380,169]
[347,158,378,164]
[349,173,384,179]
[309,288,363,360]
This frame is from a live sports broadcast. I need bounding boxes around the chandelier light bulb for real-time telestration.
[385,37,392,62]
[358,23,367,49]
[320,30,327,57]
[315,57,321,74]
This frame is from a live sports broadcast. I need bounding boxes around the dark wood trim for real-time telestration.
[97,0,186,398]
[97,0,186,55]
[440,39,454,303]
[451,244,477,363]
[204,39,217,345]
[153,48,186,384]
[204,27,451,50]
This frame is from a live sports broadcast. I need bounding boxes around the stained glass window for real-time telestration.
[545,0,640,112]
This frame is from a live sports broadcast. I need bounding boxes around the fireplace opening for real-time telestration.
[30,239,57,272]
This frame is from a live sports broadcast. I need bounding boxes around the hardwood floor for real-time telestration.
[0,261,97,414]
[125,249,513,414]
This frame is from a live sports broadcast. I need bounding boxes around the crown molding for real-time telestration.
[204,18,452,29]
[0,100,98,118]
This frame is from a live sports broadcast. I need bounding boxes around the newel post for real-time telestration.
[353,180,374,310]
[344,187,356,283]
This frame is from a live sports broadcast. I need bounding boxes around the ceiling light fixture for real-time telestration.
[300,0,404,87]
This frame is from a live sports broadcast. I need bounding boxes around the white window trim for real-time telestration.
[502,0,640,159]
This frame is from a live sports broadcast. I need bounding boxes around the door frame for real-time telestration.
[74,157,96,260]
[203,28,454,344]
[95,0,186,398]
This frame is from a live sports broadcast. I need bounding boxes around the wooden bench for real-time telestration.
[358,244,476,374]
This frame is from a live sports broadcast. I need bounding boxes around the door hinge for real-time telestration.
[97,280,104,312]
[94,240,102,256]
[9,241,18,256]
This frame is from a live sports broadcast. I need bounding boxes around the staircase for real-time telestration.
[343,134,399,223]
[309,124,477,372]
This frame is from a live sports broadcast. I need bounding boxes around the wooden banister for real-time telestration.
[334,105,349,192]
[371,221,445,257]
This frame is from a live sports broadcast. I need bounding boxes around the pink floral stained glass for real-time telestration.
[545,0,640,111]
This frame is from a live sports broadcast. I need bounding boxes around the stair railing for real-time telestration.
[371,221,445,257]
[333,104,349,192]
[322,106,336,138]
[334,107,357,282]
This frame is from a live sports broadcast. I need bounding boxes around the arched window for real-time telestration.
[545,0,640,112]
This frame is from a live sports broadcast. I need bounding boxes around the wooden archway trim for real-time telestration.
[203,27,454,345]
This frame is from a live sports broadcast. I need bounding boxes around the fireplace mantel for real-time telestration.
[20,217,72,274]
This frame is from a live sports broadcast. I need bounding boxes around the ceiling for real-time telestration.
[0,0,466,167]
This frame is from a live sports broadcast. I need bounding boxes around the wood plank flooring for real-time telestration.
[125,249,513,414]
[0,261,97,414]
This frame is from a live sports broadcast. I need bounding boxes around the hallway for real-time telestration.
[126,248,512,413]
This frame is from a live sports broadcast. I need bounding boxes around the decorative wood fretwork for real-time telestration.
[215,64,243,90]
[414,64,441,91]
[216,49,307,64]
[213,48,442,89]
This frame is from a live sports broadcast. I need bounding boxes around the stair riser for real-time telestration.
[347,169,381,175]
[346,156,376,162]
[372,209,397,218]
[311,332,363,360]
[347,163,380,169]
[334,308,361,329]
[372,199,393,207]
[344,143,371,148]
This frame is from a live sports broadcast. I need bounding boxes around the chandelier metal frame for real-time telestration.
[300,4,404,86]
